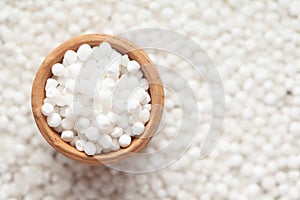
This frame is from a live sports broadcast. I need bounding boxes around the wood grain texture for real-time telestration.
[31,34,164,165]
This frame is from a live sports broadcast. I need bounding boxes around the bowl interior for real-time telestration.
[31,34,164,165]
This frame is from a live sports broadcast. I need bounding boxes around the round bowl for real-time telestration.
[31,34,164,165]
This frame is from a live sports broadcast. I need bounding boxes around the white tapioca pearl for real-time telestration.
[126,76,139,90]
[133,88,147,103]
[75,117,90,130]
[132,122,145,136]
[129,113,139,123]
[138,109,150,123]
[139,78,149,90]
[47,113,62,127]
[84,127,99,142]
[45,78,59,90]
[127,60,140,72]
[123,126,131,135]
[106,63,120,78]
[131,70,143,79]
[110,127,123,138]
[61,130,75,142]
[102,78,115,88]
[98,42,112,58]
[46,87,60,98]
[117,114,129,129]
[143,104,151,111]
[51,63,65,76]
[83,141,96,156]
[41,103,54,116]
[141,93,151,105]
[121,54,130,66]
[119,134,131,148]
[127,99,140,113]
[63,50,78,65]
[107,112,119,125]
[96,114,110,129]
[65,79,75,93]
[110,139,120,151]
[77,44,92,61]
[98,134,113,149]
[61,118,74,130]
[75,139,85,152]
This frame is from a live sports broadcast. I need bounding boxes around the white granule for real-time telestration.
[42,42,151,155]
[1,1,300,200]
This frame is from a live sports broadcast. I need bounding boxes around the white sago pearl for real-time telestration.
[84,127,99,141]
[117,115,129,129]
[56,122,66,136]
[138,109,150,123]
[102,78,115,88]
[132,70,143,79]
[98,42,111,58]
[288,187,300,200]
[46,87,60,98]
[132,122,145,136]
[126,76,139,90]
[110,139,120,151]
[96,114,110,129]
[129,113,139,123]
[60,130,74,142]
[75,139,85,151]
[76,117,90,130]
[63,50,77,65]
[41,103,54,116]
[111,127,123,138]
[77,44,92,61]
[47,113,62,127]
[61,118,74,130]
[127,60,140,72]
[287,155,300,169]
[133,88,147,103]
[143,104,151,111]
[106,63,120,78]
[119,134,131,147]
[98,134,113,149]
[139,78,149,90]
[51,63,65,76]
[127,99,140,113]
[121,54,130,66]
[83,141,96,156]
[141,93,151,105]
[107,112,119,125]
[45,78,58,90]
[202,8,218,23]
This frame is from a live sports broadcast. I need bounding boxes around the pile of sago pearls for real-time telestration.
[1,0,300,200]
[41,42,151,155]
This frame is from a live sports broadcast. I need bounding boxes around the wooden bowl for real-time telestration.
[31,34,164,165]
